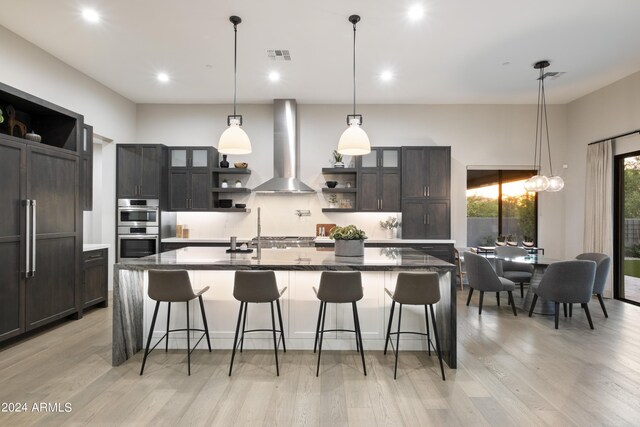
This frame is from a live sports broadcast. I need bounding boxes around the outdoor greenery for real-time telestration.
[624,158,640,218]
[467,192,536,242]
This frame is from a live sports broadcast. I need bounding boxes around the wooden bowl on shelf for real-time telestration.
[234,162,248,169]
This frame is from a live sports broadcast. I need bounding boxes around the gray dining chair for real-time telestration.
[576,253,611,317]
[494,246,533,298]
[464,251,518,316]
[528,260,597,329]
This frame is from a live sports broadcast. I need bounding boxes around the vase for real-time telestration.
[386,228,395,239]
[334,161,345,168]
[335,239,365,257]
[220,154,229,168]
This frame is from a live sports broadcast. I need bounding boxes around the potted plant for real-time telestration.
[380,216,400,239]
[506,234,518,246]
[332,150,345,168]
[522,236,535,247]
[330,224,367,257]
[328,194,339,209]
[495,235,507,246]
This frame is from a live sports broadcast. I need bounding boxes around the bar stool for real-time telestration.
[313,271,366,376]
[384,272,445,380]
[229,271,287,376]
[140,270,211,376]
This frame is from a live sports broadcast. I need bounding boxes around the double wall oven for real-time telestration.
[117,199,159,260]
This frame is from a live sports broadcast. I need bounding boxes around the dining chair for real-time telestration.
[464,251,518,316]
[576,253,611,317]
[494,246,533,298]
[528,260,597,329]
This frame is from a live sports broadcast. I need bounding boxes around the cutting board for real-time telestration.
[316,223,336,237]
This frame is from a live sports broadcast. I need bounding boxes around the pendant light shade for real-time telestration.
[338,118,371,156]
[218,16,251,155]
[524,60,564,193]
[337,15,371,156]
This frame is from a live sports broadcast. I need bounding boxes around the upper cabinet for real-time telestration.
[116,144,166,199]
[357,147,401,212]
[168,147,216,211]
[402,147,450,199]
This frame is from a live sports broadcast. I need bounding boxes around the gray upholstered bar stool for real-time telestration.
[140,270,211,376]
[229,271,287,376]
[313,271,366,377]
[384,272,445,380]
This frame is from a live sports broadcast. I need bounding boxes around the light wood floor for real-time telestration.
[1,291,640,426]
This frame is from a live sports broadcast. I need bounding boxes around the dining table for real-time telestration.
[492,254,561,315]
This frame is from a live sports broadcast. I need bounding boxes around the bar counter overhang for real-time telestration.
[112,246,457,368]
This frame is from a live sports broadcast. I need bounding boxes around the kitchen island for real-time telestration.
[113,246,456,368]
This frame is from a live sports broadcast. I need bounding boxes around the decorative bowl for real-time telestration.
[25,132,42,143]
[219,199,233,208]
[325,181,338,188]
[234,162,248,169]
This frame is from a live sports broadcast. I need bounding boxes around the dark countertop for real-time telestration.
[116,246,455,271]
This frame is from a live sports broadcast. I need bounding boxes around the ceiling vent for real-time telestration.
[267,49,291,61]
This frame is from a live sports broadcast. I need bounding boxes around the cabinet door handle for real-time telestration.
[423,186,426,197]
[31,200,37,276]
[427,186,430,197]
[24,200,30,277]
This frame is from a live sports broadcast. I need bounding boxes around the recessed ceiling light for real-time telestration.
[82,8,100,23]
[157,72,170,83]
[380,70,394,82]
[408,4,425,21]
[268,71,280,82]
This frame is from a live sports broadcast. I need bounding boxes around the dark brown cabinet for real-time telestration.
[0,82,82,344]
[83,249,108,309]
[116,144,165,199]
[402,147,450,199]
[168,147,215,211]
[401,147,451,239]
[81,124,93,211]
[357,147,401,212]
[401,200,451,239]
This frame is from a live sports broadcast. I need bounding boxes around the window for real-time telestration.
[466,170,538,247]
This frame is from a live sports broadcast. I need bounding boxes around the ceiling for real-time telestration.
[1,0,640,105]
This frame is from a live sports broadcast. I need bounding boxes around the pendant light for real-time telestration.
[337,15,371,156]
[524,60,564,192]
[218,16,251,155]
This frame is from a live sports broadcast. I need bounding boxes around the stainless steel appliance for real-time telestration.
[117,199,159,227]
[117,226,159,260]
[251,236,315,249]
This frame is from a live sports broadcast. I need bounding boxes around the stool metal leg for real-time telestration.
[313,301,324,353]
[351,302,360,353]
[353,302,366,376]
[276,299,286,352]
[229,301,245,376]
[394,304,403,379]
[165,302,171,352]
[384,300,395,355]
[424,305,431,356]
[240,302,248,352]
[429,304,446,381]
[140,301,160,375]
[199,295,212,352]
[316,302,327,377]
[270,301,280,376]
[186,301,191,376]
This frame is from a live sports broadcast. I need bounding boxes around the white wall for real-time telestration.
[565,70,640,260]
[136,103,568,255]
[0,25,137,289]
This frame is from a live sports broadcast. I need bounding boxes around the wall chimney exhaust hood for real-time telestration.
[253,99,315,193]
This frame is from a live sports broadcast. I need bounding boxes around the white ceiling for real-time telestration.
[1,0,640,104]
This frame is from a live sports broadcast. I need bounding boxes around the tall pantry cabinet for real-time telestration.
[0,82,83,343]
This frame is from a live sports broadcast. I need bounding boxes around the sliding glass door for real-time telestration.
[614,152,640,305]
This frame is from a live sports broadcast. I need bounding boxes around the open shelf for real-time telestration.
[212,168,251,174]
[322,208,357,213]
[322,188,357,193]
[322,168,357,174]
[209,208,251,213]
[212,187,251,193]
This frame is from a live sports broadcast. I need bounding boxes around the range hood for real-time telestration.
[253,99,315,193]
